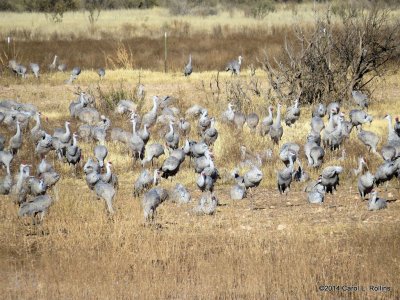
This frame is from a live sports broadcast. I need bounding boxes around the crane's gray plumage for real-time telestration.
[270,103,283,145]
[184,54,192,76]
[18,194,54,221]
[30,63,40,78]
[193,193,218,215]
[171,183,191,204]
[94,145,108,168]
[246,113,259,132]
[357,128,379,153]
[352,90,369,108]
[349,109,372,128]
[368,190,387,211]
[284,98,300,127]
[277,154,295,194]
[306,176,325,204]
[321,166,343,194]
[260,106,273,136]
[312,103,326,118]
[142,143,165,167]
[98,68,105,80]
[142,187,169,222]
[134,169,160,196]
[358,171,375,200]
[226,55,242,75]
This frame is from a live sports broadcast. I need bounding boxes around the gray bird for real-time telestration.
[0,167,13,195]
[246,113,259,132]
[164,121,180,152]
[0,150,14,174]
[142,143,165,167]
[312,103,326,118]
[66,133,82,168]
[277,153,295,194]
[134,169,160,196]
[260,106,273,136]
[279,142,300,166]
[202,118,218,146]
[381,145,396,162]
[368,190,387,211]
[352,90,369,109]
[269,103,283,145]
[142,187,169,222]
[230,182,246,200]
[100,161,118,189]
[94,145,108,168]
[94,180,116,215]
[321,166,343,194]
[18,194,54,222]
[394,116,400,137]
[284,98,300,127]
[142,96,159,128]
[193,193,218,215]
[98,68,105,80]
[358,170,375,200]
[226,55,242,75]
[178,118,191,137]
[349,109,372,129]
[374,160,397,187]
[171,183,191,204]
[184,54,192,76]
[357,128,379,153]
[83,157,100,175]
[306,176,325,204]
[8,120,22,155]
[66,67,81,84]
[310,116,325,134]
[30,63,40,78]
[48,55,57,71]
[129,118,145,160]
[160,156,182,179]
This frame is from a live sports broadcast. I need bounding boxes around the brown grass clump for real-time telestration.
[0,69,400,298]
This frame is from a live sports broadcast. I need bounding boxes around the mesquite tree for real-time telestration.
[261,5,400,105]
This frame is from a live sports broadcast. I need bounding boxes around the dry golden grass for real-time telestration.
[0,69,400,298]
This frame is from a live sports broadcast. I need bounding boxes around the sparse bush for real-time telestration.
[243,0,275,20]
[261,5,400,105]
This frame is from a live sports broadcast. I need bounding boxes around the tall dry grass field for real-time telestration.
[0,68,399,298]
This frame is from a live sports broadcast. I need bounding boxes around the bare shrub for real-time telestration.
[243,0,276,20]
[105,42,135,69]
[261,5,400,105]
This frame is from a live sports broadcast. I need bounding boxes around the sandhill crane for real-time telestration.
[381,145,396,162]
[246,113,259,132]
[53,121,71,143]
[270,103,283,145]
[184,54,192,76]
[285,98,300,127]
[185,104,205,119]
[226,55,242,75]
[260,106,273,136]
[312,103,326,118]
[328,115,345,150]
[58,63,67,72]
[197,109,211,135]
[353,156,367,176]
[66,67,81,84]
[160,155,182,179]
[352,90,369,109]
[221,103,235,123]
[30,63,40,78]
[66,133,82,168]
[311,116,325,134]
[27,177,47,196]
[37,159,60,189]
[134,169,160,196]
[196,171,216,193]
[94,180,116,214]
[321,166,343,194]
[49,55,57,71]
[0,150,13,174]
[357,128,379,153]
[134,123,148,144]
[18,194,54,223]
[129,117,145,160]
[171,183,191,203]
[327,102,340,116]
[178,118,191,137]
[142,96,159,128]
[279,142,300,166]
[358,160,375,200]
[368,190,387,211]
[100,161,118,189]
[30,112,45,143]
[374,160,397,187]
[384,115,400,154]
[142,143,165,167]
[98,68,105,80]
[94,145,108,168]
[13,164,31,205]
[115,100,137,115]
[349,109,372,129]
[0,167,13,195]
[164,121,179,152]
[202,117,218,146]
[230,182,246,200]
[306,176,325,204]
[277,153,295,194]
[304,136,325,168]
[8,120,22,155]
[293,158,309,182]
[193,193,218,215]
[35,132,53,159]
[142,187,169,222]
[83,157,100,175]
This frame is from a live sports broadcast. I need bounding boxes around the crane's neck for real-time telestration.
[268,107,272,119]
[168,123,174,135]
[65,122,70,135]
[105,163,111,176]
[52,56,57,65]
[238,56,242,65]
[275,105,281,125]
[151,98,158,113]
[387,116,393,133]
[132,120,137,135]
[15,122,20,136]
[189,55,192,64]
[34,114,41,129]
[288,156,294,172]
[153,170,158,185]
[72,135,77,147]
